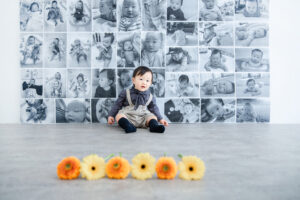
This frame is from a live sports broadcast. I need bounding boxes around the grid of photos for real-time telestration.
[19,0,270,124]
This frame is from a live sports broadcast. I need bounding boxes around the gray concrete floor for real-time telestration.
[0,124,300,200]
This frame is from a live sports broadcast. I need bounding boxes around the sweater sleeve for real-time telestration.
[108,89,126,118]
[147,95,163,121]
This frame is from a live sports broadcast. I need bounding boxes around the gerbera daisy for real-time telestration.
[131,153,156,180]
[81,154,106,180]
[105,155,130,179]
[178,154,206,180]
[57,156,81,180]
[155,156,177,180]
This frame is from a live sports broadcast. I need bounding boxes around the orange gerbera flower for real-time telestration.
[155,157,177,179]
[57,156,81,180]
[105,156,130,179]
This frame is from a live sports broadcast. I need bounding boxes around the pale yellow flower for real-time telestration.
[178,156,205,180]
[131,153,156,180]
[81,154,106,180]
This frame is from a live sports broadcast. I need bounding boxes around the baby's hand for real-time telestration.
[159,119,169,126]
[108,116,115,124]
[170,15,176,20]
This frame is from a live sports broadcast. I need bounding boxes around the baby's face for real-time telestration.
[179,80,188,90]
[123,41,133,51]
[206,101,224,118]
[210,53,222,66]
[247,80,256,90]
[103,37,112,48]
[172,52,183,61]
[28,37,36,45]
[77,76,83,83]
[216,80,233,94]
[184,103,193,114]
[254,28,266,38]
[132,71,152,92]
[99,0,113,13]
[29,79,36,85]
[53,80,59,88]
[52,2,57,8]
[122,0,139,18]
[245,1,258,15]
[251,51,263,64]
[243,104,253,114]
[203,28,214,39]
[98,71,110,88]
[31,4,39,12]
[203,0,215,9]
[75,1,83,9]
[55,72,61,80]
[120,72,131,87]
[144,34,161,52]
[65,101,86,123]
[170,0,182,11]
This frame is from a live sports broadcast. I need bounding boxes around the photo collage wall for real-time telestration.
[20,0,270,123]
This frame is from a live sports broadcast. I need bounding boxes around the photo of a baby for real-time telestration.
[44,33,66,68]
[68,33,91,68]
[44,69,66,98]
[20,34,43,68]
[236,73,269,97]
[235,48,269,72]
[118,0,142,32]
[117,32,140,68]
[167,22,198,46]
[44,0,67,32]
[201,98,235,122]
[92,98,116,123]
[142,0,167,31]
[20,0,43,32]
[68,0,92,31]
[166,47,198,72]
[235,0,269,20]
[92,69,116,98]
[167,0,198,21]
[150,69,165,98]
[21,69,43,98]
[199,0,234,21]
[235,22,269,46]
[92,0,117,32]
[67,69,91,98]
[117,69,133,94]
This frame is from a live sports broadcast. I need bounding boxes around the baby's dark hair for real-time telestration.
[178,74,189,83]
[99,69,115,83]
[47,10,56,20]
[177,23,184,30]
[132,66,153,82]
[211,49,222,57]
[245,0,258,3]
[52,0,57,4]
[77,53,87,63]
[247,79,255,85]
[229,82,235,94]
[29,2,39,11]
[251,48,263,55]
[104,33,115,44]
[77,73,84,80]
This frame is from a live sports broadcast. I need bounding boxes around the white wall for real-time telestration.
[0,0,299,124]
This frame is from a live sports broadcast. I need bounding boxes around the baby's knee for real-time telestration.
[116,113,126,122]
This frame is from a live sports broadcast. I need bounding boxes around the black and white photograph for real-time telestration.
[118,0,142,32]
[199,47,234,72]
[92,0,117,32]
[20,0,43,32]
[92,69,116,98]
[166,47,198,72]
[68,0,92,31]
[20,98,55,123]
[91,98,115,123]
[235,48,269,72]
[235,22,269,47]
[67,69,91,98]
[199,0,234,21]
[20,34,43,68]
[44,69,66,98]
[165,73,200,97]
[150,68,165,98]
[164,98,200,123]
[235,0,269,20]
[117,69,133,94]
[201,98,235,122]
[56,98,91,123]
[200,73,235,97]
[167,0,198,21]
[141,32,165,68]
[142,0,166,31]
[117,32,141,68]
[199,22,233,46]
[21,69,43,98]
[236,73,269,97]
[92,33,116,68]
[68,33,91,68]
[236,98,270,123]
[44,33,66,68]
[167,22,198,46]
[44,0,67,32]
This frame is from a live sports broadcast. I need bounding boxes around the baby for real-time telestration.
[141,32,164,68]
[94,33,114,67]
[46,72,63,97]
[240,49,268,71]
[65,100,89,123]
[176,74,195,97]
[236,24,268,46]
[94,0,116,23]
[142,0,166,31]
[239,102,256,122]
[201,99,234,122]
[204,49,228,72]
[95,69,116,98]
[50,38,62,61]
[21,35,42,65]
[243,0,261,17]
[181,101,199,123]
[69,73,88,97]
[23,2,43,31]
[97,98,115,123]
[108,66,168,133]
[167,0,185,21]
[166,47,191,71]
[171,23,186,46]
[119,40,139,68]
[46,0,64,26]
[71,0,90,24]
[70,39,88,64]
[244,79,261,96]
[200,0,223,21]
[151,72,165,97]
[25,99,47,123]
[119,0,141,31]
[200,23,219,46]
[118,69,132,91]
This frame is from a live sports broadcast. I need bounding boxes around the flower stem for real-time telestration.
[178,154,183,159]
[164,152,166,157]
[119,152,122,158]
[105,153,114,160]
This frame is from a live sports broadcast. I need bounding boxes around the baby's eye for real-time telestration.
[140,78,143,81]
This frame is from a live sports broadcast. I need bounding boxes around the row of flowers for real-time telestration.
[57,153,205,181]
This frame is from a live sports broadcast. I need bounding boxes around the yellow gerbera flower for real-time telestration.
[178,155,205,180]
[81,154,106,180]
[131,153,156,180]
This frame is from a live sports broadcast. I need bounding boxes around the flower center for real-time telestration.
[141,164,146,169]
[91,166,96,171]
[113,163,120,169]
[163,165,169,172]
[65,163,72,170]
[189,166,194,172]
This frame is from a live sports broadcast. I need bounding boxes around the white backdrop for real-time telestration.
[0,0,299,124]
